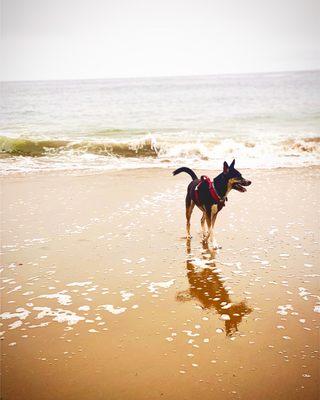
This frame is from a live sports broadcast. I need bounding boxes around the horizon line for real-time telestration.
[1,68,320,84]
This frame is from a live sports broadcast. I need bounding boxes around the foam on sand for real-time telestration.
[98,305,127,315]
[148,279,175,294]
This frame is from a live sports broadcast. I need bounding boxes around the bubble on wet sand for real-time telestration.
[66,281,93,287]
[99,305,127,315]
[34,307,85,326]
[9,320,23,330]
[277,304,293,316]
[120,291,134,302]
[148,279,175,294]
[78,305,90,311]
[298,287,310,300]
[183,330,200,338]
[7,285,22,294]
[1,308,30,320]
[313,305,320,313]
[38,292,72,306]
[29,322,50,328]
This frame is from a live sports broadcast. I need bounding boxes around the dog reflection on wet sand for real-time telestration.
[177,239,252,336]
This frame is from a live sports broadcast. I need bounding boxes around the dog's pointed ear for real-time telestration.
[223,161,229,174]
[230,159,235,169]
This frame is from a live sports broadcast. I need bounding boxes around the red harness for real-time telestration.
[194,175,224,208]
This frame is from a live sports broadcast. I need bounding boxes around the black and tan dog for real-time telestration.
[173,160,251,244]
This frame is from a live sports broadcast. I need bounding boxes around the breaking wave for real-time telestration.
[1,133,319,175]
[0,136,158,158]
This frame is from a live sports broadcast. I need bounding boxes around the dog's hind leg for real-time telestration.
[185,195,195,239]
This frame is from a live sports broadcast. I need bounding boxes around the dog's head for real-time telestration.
[223,159,251,193]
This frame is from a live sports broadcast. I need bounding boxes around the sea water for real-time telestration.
[1,70,319,174]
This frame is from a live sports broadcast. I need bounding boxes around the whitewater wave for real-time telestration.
[1,135,319,157]
[0,134,319,175]
[0,135,159,158]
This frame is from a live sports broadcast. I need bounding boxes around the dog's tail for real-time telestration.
[172,167,198,180]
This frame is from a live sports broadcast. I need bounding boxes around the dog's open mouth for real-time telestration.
[233,179,251,192]
[233,183,247,192]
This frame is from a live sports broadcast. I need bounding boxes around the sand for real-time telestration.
[1,167,319,400]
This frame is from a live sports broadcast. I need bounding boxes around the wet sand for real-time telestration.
[1,167,319,400]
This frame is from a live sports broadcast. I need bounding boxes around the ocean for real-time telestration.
[1,70,319,175]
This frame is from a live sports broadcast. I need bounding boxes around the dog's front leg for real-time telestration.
[206,205,218,244]
[201,212,207,239]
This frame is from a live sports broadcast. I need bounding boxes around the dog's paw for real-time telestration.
[211,239,222,250]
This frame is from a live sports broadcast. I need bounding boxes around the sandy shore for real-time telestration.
[1,167,319,400]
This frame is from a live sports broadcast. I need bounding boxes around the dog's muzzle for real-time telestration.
[233,179,251,192]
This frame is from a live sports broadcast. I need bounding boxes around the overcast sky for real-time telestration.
[1,0,320,81]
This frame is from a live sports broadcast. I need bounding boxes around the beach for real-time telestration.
[1,166,319,400]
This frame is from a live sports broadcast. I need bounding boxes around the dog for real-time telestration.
[173,159,251,244]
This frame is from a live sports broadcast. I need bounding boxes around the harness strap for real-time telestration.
[194,175,224,208]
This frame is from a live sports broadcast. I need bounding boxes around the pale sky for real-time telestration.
[1,0,320,81]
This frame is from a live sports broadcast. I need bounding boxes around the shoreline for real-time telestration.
[1,163,320,180]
